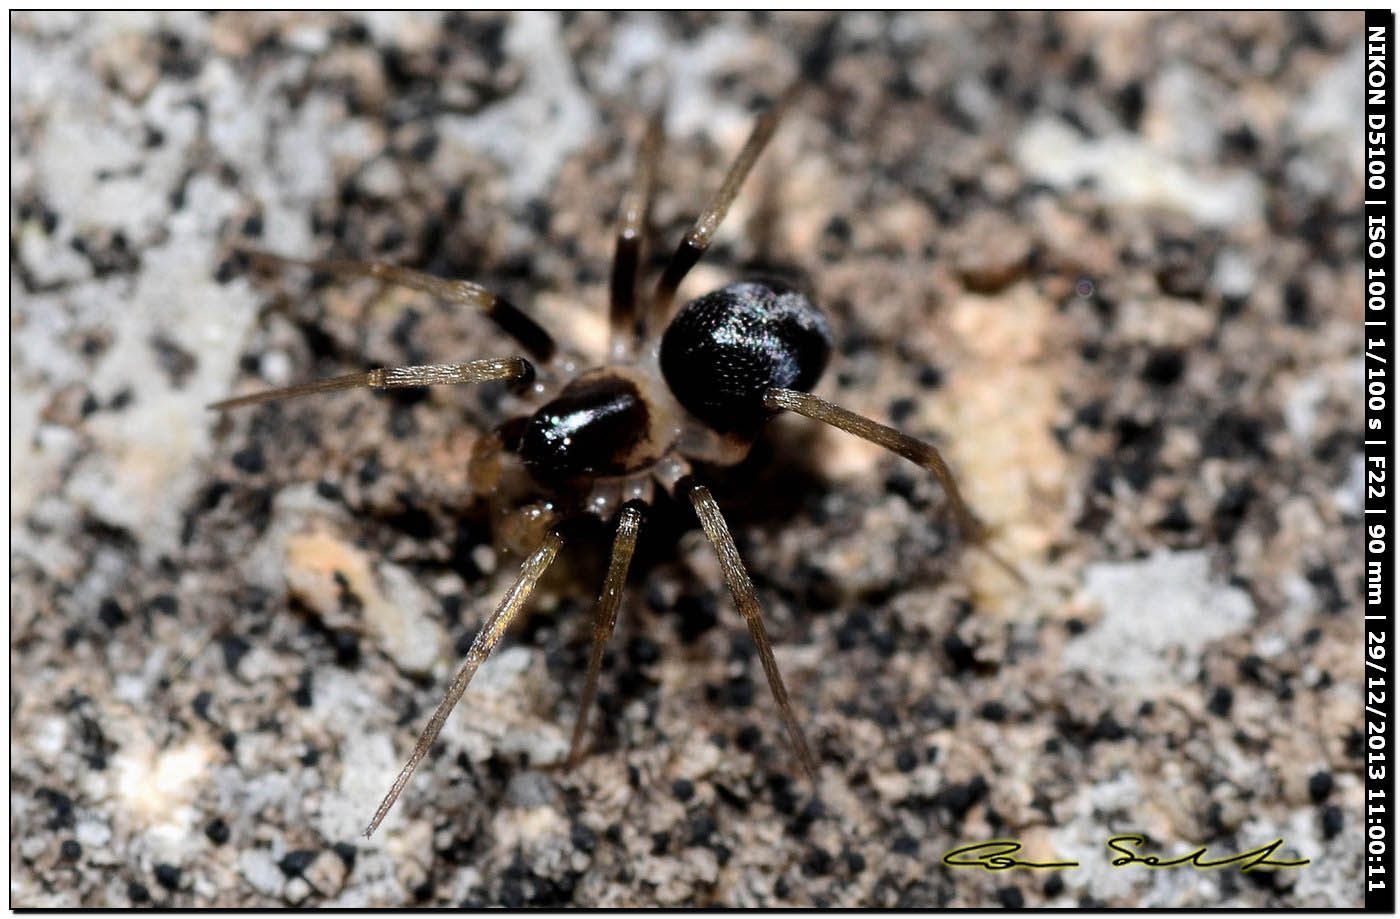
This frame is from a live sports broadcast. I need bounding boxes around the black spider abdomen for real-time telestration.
[660,280,832,435]
[520,374,651,481]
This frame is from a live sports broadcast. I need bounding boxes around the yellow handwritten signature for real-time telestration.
[942,837,1310,873]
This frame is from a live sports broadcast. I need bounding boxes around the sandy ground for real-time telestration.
[11,11,1366,907]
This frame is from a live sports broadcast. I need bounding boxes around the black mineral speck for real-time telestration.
[802,846,833,877]
[1322,805,1344,838]
[1239,653,1266,682]
[626,634,660,667]
[1283,279,1310,325]
[1221,124,1259,157]
[723,675,754,708]
[440,592,463,627]
[1207,685,1234,717]
[278,849,317,877]
[1213,482,1255,539]
[1069,51,1098,85]
[1157,501,1193,533]
[1306,565,1346,613]
[232,444,266,475]
[37,787,75,830]
[151,334,198,386]
[293,670,313,708]
[154,863,182,890]
[358,452,382,485]
[672,778,695,802]
[1141,348,1185,386]
[332,629,361,667]
[192,690,214,722]
[1116,80,1145,130]
[98,597,127,629]
[933,775,989,822]
[823,213,851,250]
[736,724,762,750]
[1307,771,1333,803]
[389,404,418,440]
[675,592,719,643]
[997,886,1025,908]
[892,833,919,856]
[128,882,150,903]
[214,257,242,283]
[942,632,977,673]
[333,841,357,870]
[1075,399,1105,429]
[409,133,439,162]
[571,822,597,853]
[60,839,82,861]
[1203,411,1269,460]
[689,813,718,846]
[219,634,251,674]
[205,817,230,845]
[148,593,178,615]
[885,470,920,504]
[1089,713,1128,743]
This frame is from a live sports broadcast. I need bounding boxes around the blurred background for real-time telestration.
[11,11,1364,907]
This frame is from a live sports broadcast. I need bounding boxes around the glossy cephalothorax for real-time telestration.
[212,85,1010,837]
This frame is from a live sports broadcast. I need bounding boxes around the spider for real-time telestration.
[211,84,1016,838]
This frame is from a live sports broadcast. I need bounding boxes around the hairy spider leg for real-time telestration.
[763,388,1026,585]
[567,502,645,766]
[689,484,819,781]
[647,83,801,334]
[610,111,664,358]
[207,358,533,411]
[365,528,565,838]
[235,247,558,363]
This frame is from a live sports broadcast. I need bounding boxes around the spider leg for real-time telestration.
[207,357,533,411]
[764,387,1026,584]
[648,83,801,331]
[236,247,557,363]
[688,484,818,782]
[567,502,645,767]
[609,110,664,358]
[365,528,564,837]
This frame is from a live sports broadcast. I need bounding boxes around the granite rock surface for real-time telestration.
[11,11,1365,907]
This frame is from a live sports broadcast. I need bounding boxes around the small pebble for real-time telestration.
[284,876,312,905]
